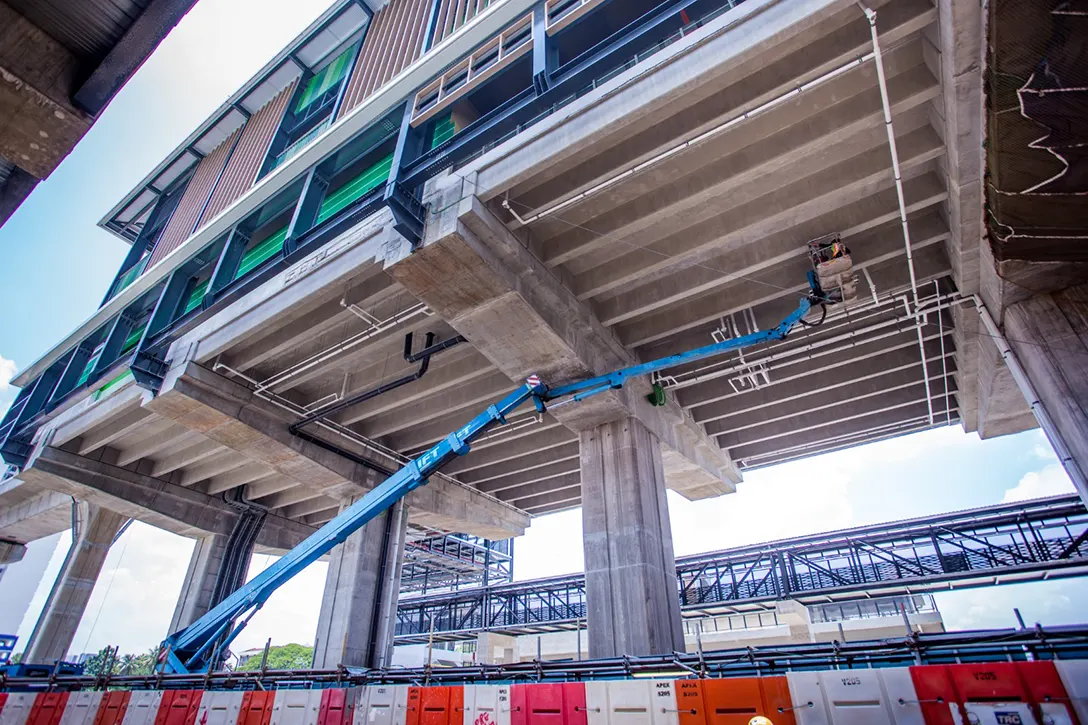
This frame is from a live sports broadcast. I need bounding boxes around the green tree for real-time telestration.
[236,643,313,671]
[81,647,120,676]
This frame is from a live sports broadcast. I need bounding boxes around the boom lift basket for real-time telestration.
[808,233,858,304]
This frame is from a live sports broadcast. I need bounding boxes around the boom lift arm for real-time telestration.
[160,292,819,674]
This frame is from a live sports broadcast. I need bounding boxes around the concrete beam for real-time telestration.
[147,360,528,538]
[545,55,938,269]
[452,441,581,483]
[595,166,948,329]
[388,189,739,499]
[20,445,315,553]
[0,478,72,543]
[0,4,92,179]
[572,124,943,301]
[72,0,198,115]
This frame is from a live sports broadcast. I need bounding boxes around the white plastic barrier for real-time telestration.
[197,692,245,725]
[462,686,511,725]
[121,693,163,725]
[270,691,325,725]
[0,695,38,725]
[1057,661,1088,724]
[956,702,1038,725]
[354,687,409,725]
[59,693,103,725]
[786,669,925,725]
[585,680,678,725]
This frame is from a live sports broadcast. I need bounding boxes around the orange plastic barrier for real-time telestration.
[407,688,464,725]
[153,692,202,725]
[94,693,131,725]
[239,693,275,725]
[510,684,588,725]
[28,694,70,725]
[676,678,796,725]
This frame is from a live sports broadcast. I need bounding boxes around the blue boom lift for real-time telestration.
[158,279,827,674]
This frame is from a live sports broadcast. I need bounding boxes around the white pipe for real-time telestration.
[668,291,968,391]
[253,303,430,393]
[972,297,1088,495]
[859,2,931,425]
[502,50,876,226]
[935,281,951,425]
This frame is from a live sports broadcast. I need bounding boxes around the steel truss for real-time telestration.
[395,495,1088,642]
[401,531,513,595]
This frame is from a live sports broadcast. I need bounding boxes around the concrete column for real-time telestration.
[312,499,408,669]
[580,417,684,658]
[1003,283,1088,503]
[168,532,255,633]
[24,502,126,664]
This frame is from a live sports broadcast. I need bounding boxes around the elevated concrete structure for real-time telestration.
[6,0,1084,664]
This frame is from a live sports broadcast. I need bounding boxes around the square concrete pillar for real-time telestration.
[1003,283,1088,503]
[580,417,684,658]
[24,502,126,664]
[312,499,408,669]
[169,531,255,634]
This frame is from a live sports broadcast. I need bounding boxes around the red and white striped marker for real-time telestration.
[526,374,541,388]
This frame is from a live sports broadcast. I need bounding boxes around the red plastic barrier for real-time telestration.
[0,695,8,717]
[676,678,796,725]
[317,690,356,725]
[911,662,1080,725]
[93,693,131,725]
[406,688,463,725]
[238,693,274,725]
[153,692,202,725]
[28,694,70,725]
[510,684,587,725]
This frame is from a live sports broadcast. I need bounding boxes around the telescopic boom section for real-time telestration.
[160,294,817,673]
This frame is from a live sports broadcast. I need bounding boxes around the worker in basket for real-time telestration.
[808,232,858,304]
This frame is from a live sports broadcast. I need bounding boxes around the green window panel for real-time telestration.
[76,343,106,388]
[94,371,134,401]
[431,114,456,150]
[234,226,288,281]
[182,280,210,316]
[269,119,331,173]
[120,324,147,356]
[316,153,394,225]
[296,46,355,113]
[114,254,149,296]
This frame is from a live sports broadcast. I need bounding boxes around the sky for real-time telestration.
[0,0,1085,660]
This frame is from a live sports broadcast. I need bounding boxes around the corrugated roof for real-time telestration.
[6,0,152,61]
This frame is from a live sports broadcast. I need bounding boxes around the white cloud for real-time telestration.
[1002,464,1074,503]
[0,354,16,395]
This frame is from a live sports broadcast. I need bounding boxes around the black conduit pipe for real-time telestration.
[287,331,467,460]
